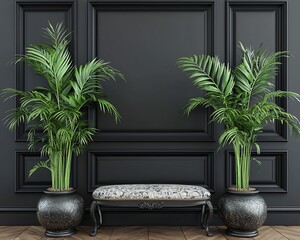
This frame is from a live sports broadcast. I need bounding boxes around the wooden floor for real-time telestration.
[0,226,299,240]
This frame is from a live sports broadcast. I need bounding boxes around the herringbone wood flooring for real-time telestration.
[0,226,298,240]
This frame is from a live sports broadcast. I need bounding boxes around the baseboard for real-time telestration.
[1,206,300,212]
[1,206,300,225]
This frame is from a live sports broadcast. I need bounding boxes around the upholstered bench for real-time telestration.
[89,184,213,237]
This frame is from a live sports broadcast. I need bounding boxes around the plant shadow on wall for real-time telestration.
[178,43,300,238]
[2,22,124,237]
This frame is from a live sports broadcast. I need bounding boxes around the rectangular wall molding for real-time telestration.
[15,1,76,141]
[88,150,215,193]
[16,151,50,192]
[87,2,215,142]
[16,150,78,192]
[2,205,300,213]
[226,150,288,193]
[226,1,288,142]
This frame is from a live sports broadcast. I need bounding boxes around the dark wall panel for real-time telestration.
[12,1,77,193]
[16,151,51,192]
[88,151,214,192]
[226,2,288,141]
[226,151,288,193]
[16,1,76,141]
[16,150,78,193]
[88,2,214,141]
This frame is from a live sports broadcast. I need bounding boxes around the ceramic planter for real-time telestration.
[218,189,267,238]
[37,189,85,237]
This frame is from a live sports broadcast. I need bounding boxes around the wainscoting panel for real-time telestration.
[15,151,51,192]
[15,1,76,141]
[226,1,288,141]
[16,150,78,193]
[88,150,214,192]
[88,2,214,142]
[226,150,288,193]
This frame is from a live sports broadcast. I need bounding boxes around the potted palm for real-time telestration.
[177,43,300,237]
[3,23,124,237]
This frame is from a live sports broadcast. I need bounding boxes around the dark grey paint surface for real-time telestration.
[0,0,300,225]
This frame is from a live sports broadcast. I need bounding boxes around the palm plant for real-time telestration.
[3,22,124,191]
[178,43,300,190]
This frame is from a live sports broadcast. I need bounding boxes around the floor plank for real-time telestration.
[65,226,113,240]
[110,226,148,240]
[273,226,300,240]
[0,226,29,240]
[254,226,288,240]
[15,226,66,240]
[0,226,298,239]
[149,226,185,240]
[182,226,227,240]
[216,226,254,240]
[14,226,114,240]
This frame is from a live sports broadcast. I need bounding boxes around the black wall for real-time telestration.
[1,0,300,225]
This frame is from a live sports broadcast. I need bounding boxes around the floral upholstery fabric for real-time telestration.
[92,184,210,200]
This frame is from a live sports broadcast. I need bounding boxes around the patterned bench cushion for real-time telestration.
[92,184,210,200]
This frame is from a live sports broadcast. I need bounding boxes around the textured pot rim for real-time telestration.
[43,188,77,195]
[226,188,259,195]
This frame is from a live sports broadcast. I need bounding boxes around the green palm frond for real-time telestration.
[29,160,52,177]
[210,107,240,124]
[235,42,288,102]
[53,107,82,123]
[262,90,300,102]
[97,99,121,123]
[184,97,212,116]
[43,22,70,48]
[74,125,97,147]
[74,59,124,96]
[177,55,234,98]
[218,127,244,148]
[4,107,29,130]
[253,143,261,155]
[19,45,54,84]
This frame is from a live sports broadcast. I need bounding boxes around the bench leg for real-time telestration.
[201,205,206,229]
[204,200,213,237]
[97,205,102,228]
[89,201,98,237]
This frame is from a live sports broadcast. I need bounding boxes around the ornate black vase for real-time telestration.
[218,189,267,238]
[37,189,85,237]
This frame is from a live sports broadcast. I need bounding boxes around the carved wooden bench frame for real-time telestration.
[89,199,213,237]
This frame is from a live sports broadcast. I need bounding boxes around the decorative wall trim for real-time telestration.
[0,207,36,212]
[87,2,215,142]
[226,150,288,193]
[16,150,78,193]
[15,1,76,141]
[16,151,50,192]
[1,206,300,213]
[87,150,215,193]
[226,1,288,142]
